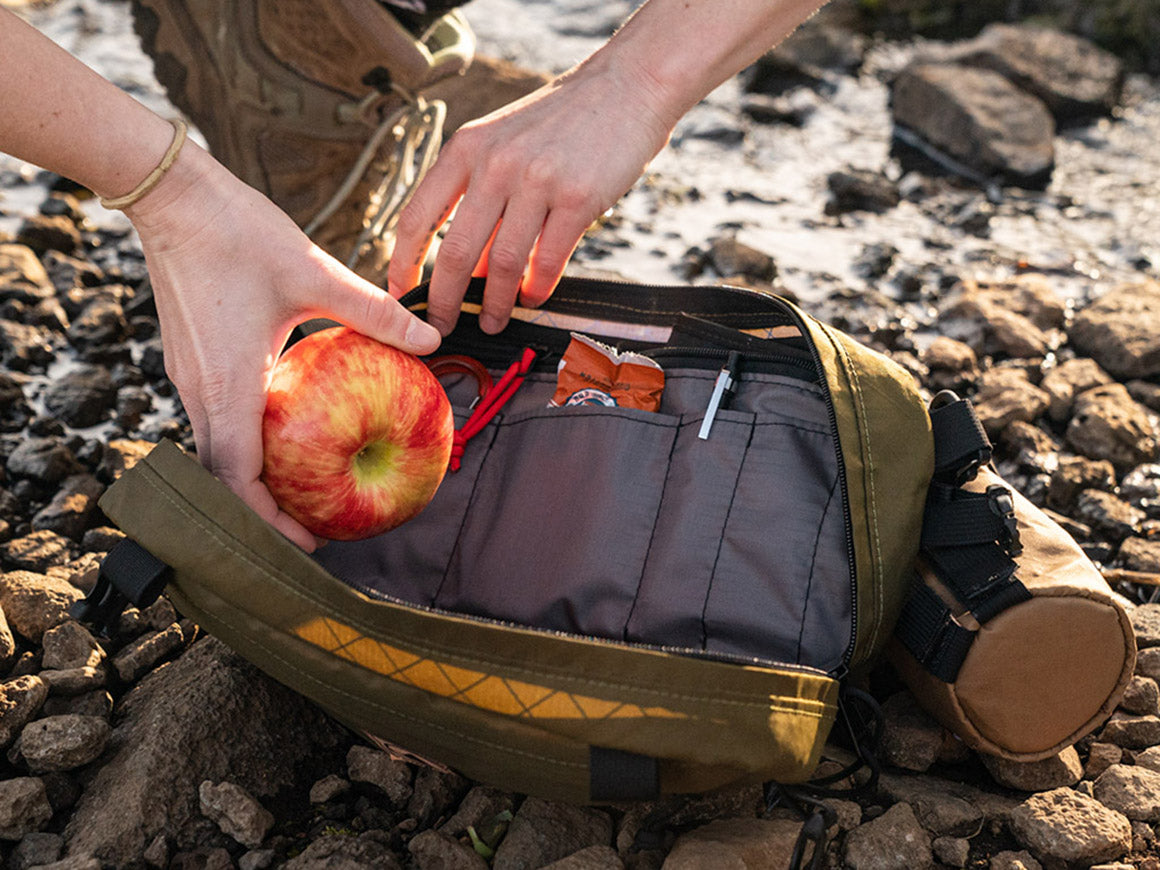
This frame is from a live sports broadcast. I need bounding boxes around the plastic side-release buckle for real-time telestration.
[70,538,171,637]
[986,484,1022,557]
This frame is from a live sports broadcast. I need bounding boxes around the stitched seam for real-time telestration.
[796,475,840,664]
[623,420,681,641]
[434,421,499,606]
[699,418,756,650]
[133,464,795,707]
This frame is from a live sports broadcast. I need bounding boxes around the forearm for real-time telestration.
[0,8,174,200]
[594,0,829,127]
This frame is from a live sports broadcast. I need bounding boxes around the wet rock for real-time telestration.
[1008,787,1131,866]
[773,19,867,75]
[1093,764,1160,822]
[892,63,1055,187]
[1066,384,1160,470]
[920,335,979,393]
[1041,358,1113,423]
[1085,743,1123,780]
[843,802,933,869]
[0,320,55,371]
[939,275,1065,359]
[114,385,152,431]
[970,367,1051,437]
[41,621,104,671]
[67,299,129,353]
[112,624,186,683]
[879,691,945,773]
[0,570,81,640]
[408,828,489,869]
[1122,538,1160,573]
[63,637,347,866]
[705,237,777,284]
[1047,456,1115,512]
[1070,281,1160,379]
[1100,712,1160,749]
[0,372,32,433]
[1074,490,1146,543]
[20,715,109,772]
[6,439,80,486]
[1121,676,1160,716]
[15,215,80,258]
[282,832,402,869]
[948,24,1124,122]
[95,438,154,484]
[662,817,802,869]
[42,366,117,430]
[199,781,274,849]
[825,169,900,215]
[41,250,104,295]
[492,797,612,870]
[346,745,413,806]
[0,244,54,304]
[0,676,48,748]
[853,243,899,281]
[11,830,63,869]
[741,91,817,127]
[32,475,104,542]
[980,747,1083,791]
[0,778,53,840]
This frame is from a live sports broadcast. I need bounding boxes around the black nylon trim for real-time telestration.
[589,746,660,802]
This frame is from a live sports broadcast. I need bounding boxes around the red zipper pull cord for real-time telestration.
[448,347,537,472]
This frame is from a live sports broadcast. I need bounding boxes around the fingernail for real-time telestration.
[479,313,503,334]
[406,316,441,349]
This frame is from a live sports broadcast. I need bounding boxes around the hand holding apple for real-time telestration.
[262,326,454,541]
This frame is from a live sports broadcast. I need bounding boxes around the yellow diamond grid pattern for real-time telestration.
[294,616,687,722]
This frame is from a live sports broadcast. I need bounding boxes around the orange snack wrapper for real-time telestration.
[550,333,665,412]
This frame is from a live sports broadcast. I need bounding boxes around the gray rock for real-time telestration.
[42,366,116,430]
[199,781,274,849]
[5,440,79,487]
[1120,675,1160,716]
[492,797,612,870]
[981,747,1083,792]
[282,832,402,869]
[346,745,413,806]
[971,368,1051,438]
[1132,605,1160,649]
[308,774,350,805]
[41,621,104,671]
[1138,647,1160,681]
[1008,787,1131,866]
[879,691,945,773]
[705,237,777,284]
[661,817,802,870]
[32,475,104,542]
[0,778,52,840]
[10,830,63,870]
[112,624,186,683]
[42,689,113,720]
[1041,358,1113,423]
[843,802,933,870]
[67,299,128,353]
[932,835,970,868]
[440,785,517,839]
[1071,280,1160,379]
[28,858,101,870]
[1129,381,1160,414]
[0,571,81,642]
[948,24,1124,121]
[1093,764,1160,822]
[1101,712,1160,749]
[0,372,32,433]
[825,169,900,215]
[16,215,80,257]
[1086,743,1124,779]
[541,845,624,869]
[879,772,1019,828]
[1074,490,1146,544]
[1122,538,1160,573]
[0,320,55,372]
[407,765,469,828]
[408,828,489,870]
[1067,384,1160,470]
[892,63,1055,187]
[39,666,106,697]
[238,848,276,870]
[63,637,347,866]
[20,715,110,772]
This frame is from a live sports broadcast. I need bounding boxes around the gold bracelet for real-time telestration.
[99,118,189,211]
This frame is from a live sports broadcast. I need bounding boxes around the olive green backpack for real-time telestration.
[77,277,1130,808]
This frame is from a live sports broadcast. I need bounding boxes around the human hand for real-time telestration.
[387,52,678,334]
[126,145,441,551]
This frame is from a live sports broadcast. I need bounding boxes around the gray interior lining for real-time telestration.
[312,366,853,671]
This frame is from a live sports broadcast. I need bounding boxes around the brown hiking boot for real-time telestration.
[131,0,545,284]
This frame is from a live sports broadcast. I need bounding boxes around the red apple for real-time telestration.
[261,326,454,541]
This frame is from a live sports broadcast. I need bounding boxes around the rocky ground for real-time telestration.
[3,0,1160,868]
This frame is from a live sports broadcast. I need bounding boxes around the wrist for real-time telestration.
[123,140,239,237]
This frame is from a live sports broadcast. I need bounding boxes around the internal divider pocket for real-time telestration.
[436,406,679,639]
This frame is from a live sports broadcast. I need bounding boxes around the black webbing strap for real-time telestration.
[929,391,991,485]
[589,746,659,802]
[895,394,1031,682]
[70,538,171,637]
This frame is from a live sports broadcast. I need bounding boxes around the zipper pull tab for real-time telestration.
[698,351,741,440]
